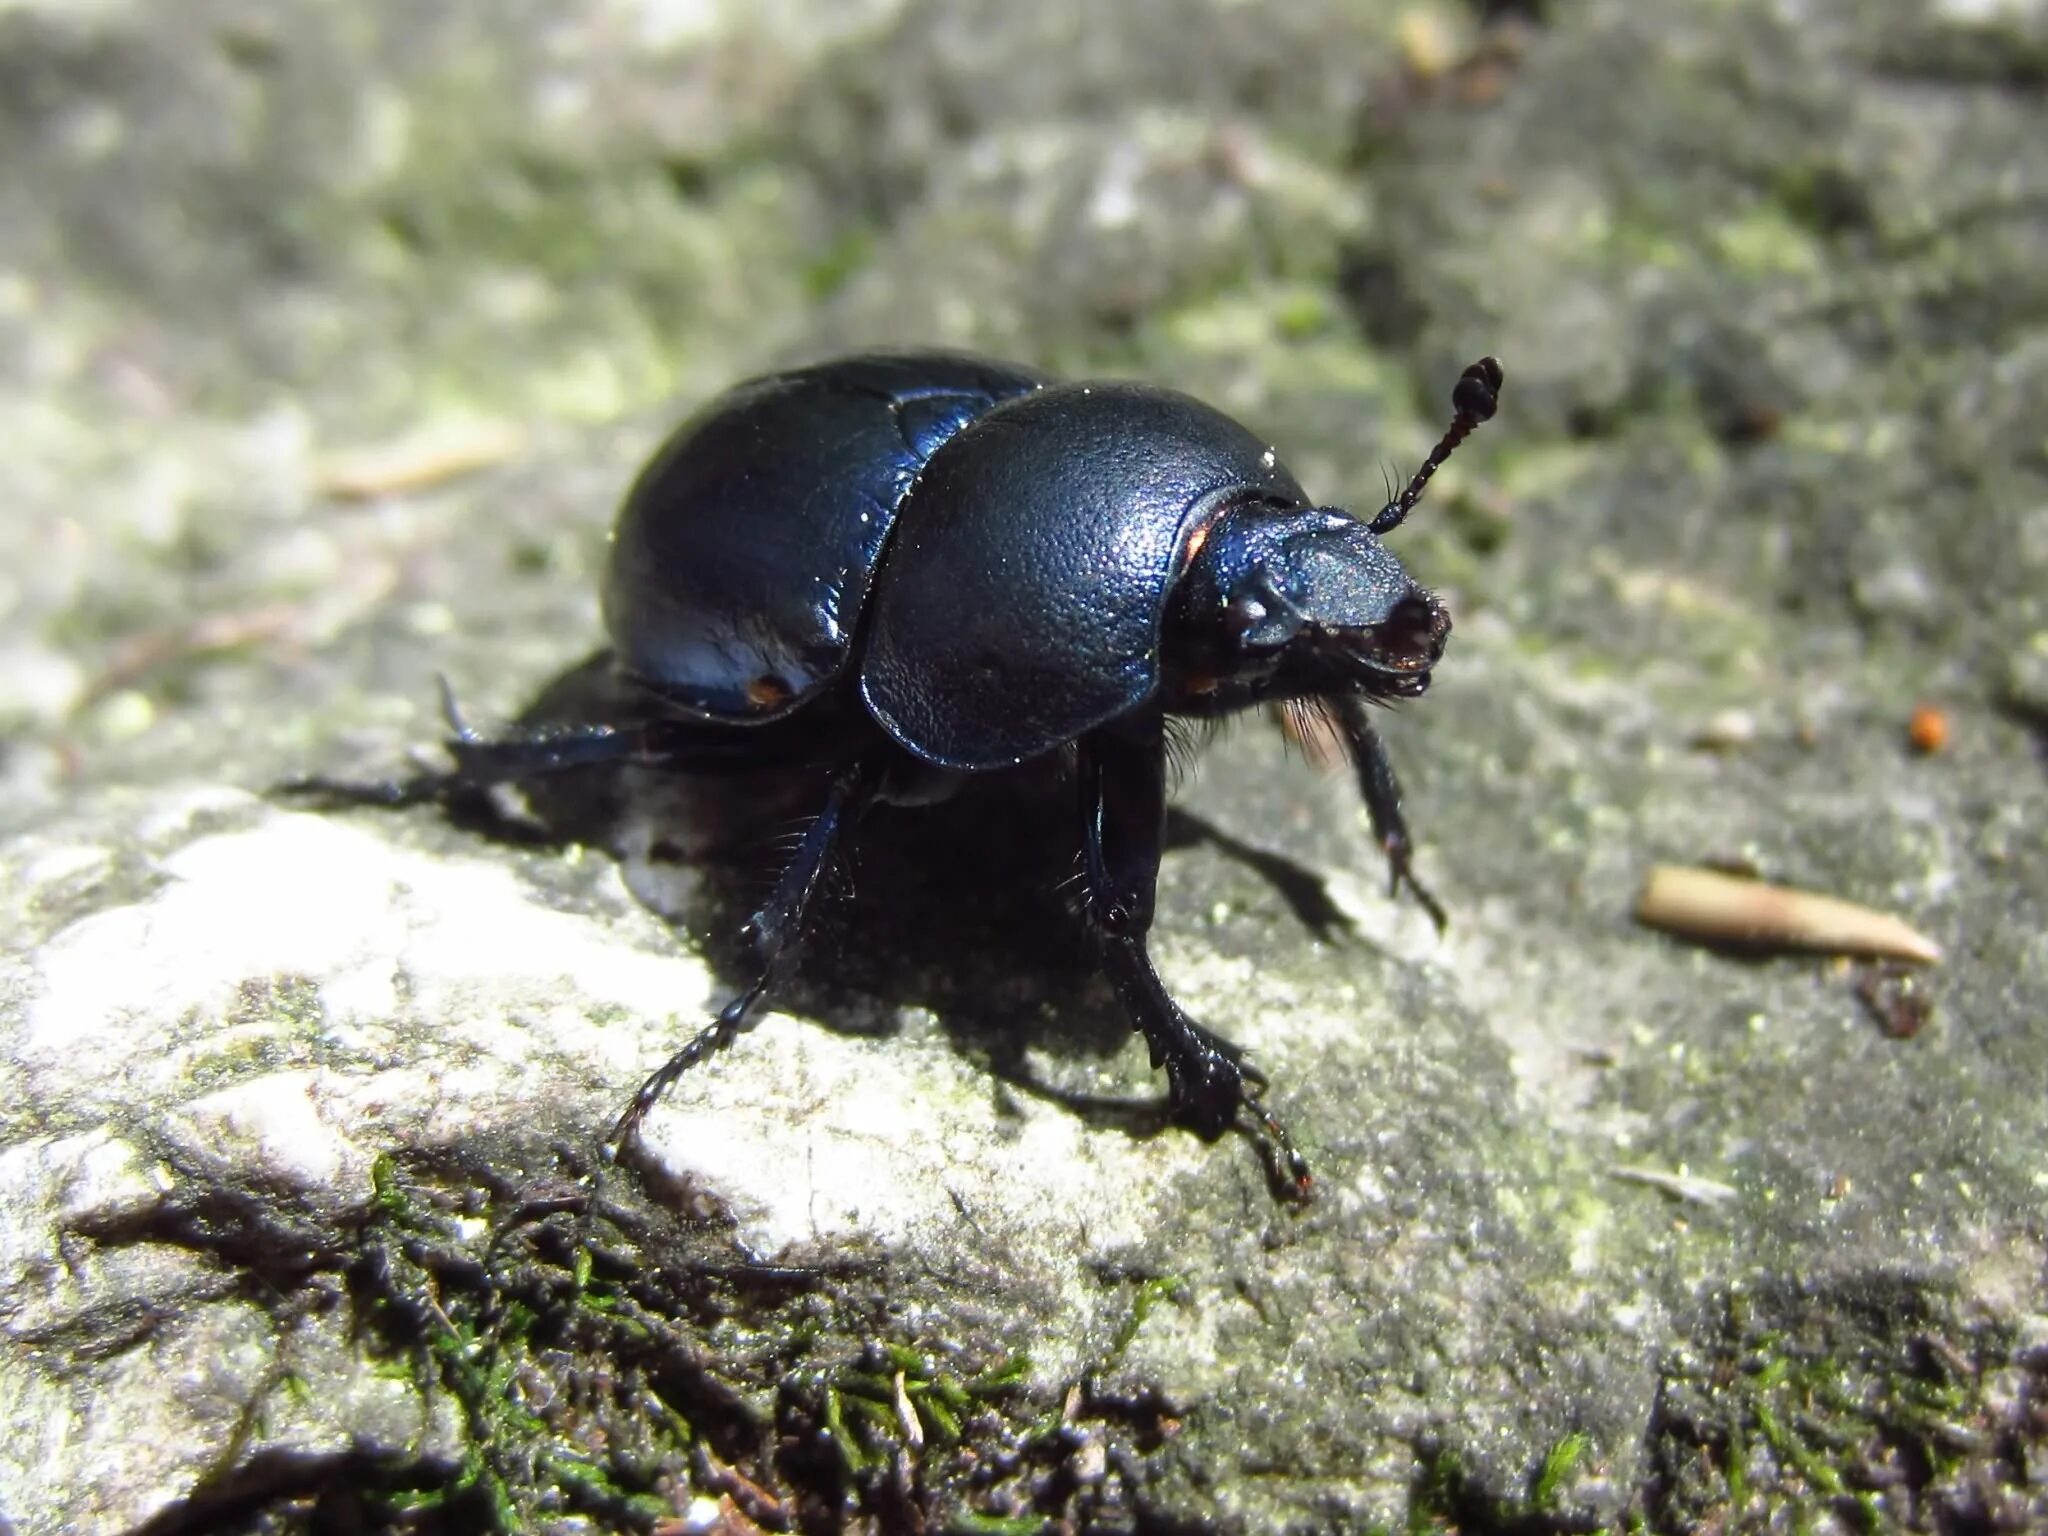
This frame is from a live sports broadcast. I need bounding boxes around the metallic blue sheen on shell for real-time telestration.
[860,383,1309,768]
[602,353,1047,721]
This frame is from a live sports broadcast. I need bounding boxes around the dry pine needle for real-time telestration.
[1635,864,1941,963]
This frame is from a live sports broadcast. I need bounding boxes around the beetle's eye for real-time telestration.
[1224,579,1304,651]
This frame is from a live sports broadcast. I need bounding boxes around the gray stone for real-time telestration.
[3,0,2045,1530]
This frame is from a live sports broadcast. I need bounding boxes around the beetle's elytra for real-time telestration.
[298,351,1502,1196]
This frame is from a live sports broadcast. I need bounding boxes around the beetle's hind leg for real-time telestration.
[274,676,648,807]
[609,754,883,1145]
[276,675,806,810]
[1078,711,1312,1197]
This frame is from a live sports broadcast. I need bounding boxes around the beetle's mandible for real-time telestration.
[296,351,1502,1196]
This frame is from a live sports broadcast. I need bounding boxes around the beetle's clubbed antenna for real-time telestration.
[1367,356,1503,537]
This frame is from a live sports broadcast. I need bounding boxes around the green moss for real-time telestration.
[1642,1281,2045,1531]
[1589,198,1693,274]
[1113,1274,1188,1355]
[1408,1444,1468,1535]
[969,1352,1033,1393]
[819,1339,1029,1472]
[1402,1427,1615,1532]
[1274,286,1338,341]
[227,973,327,1034]
[1147,285,1397,396]
[1710,202,1825,281]
[345,1154,718,1531]
[1534,1430,1593,1511]
[268,57,819,429]
[802,225,878,300]
[946,1515,1049,1535]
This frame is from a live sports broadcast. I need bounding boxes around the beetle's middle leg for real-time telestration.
[610,753,883,1143]
[1078,711,1309,1189]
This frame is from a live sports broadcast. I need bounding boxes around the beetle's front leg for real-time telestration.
[1328,694,1448,932]
[1077,712,1308,1188]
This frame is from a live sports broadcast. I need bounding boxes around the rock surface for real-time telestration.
[3,0,2045,1531]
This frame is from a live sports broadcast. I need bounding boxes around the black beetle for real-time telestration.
[299,351,1501,1194]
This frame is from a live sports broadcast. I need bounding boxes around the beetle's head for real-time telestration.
[1164,356,1499,714]
[1168,506,1450,705]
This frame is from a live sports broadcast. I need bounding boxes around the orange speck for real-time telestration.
[1907,703,1949,755]
[746,674,791,710]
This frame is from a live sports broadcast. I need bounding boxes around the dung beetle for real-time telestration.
[298,351,1501,1194]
